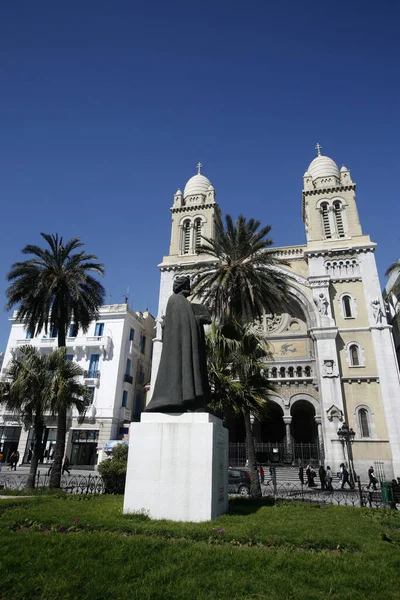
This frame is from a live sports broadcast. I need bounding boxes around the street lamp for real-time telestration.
[337,422,356,485]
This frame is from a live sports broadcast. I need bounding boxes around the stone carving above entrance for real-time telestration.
[252,305,307,337]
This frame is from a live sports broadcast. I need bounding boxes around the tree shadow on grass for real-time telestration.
[228,496,275,516]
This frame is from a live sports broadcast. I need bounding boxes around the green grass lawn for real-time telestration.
[0,495,399,600]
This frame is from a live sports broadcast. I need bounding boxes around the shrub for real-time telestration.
[98,443,128,494]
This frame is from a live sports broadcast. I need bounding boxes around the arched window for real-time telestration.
[194,218,202,253]
[359,408,370,438]
[334,201,345,238]
[349,344,360,366]
[342,295,353,318]
[321,203,331,239]
[271,367,277,378]
[181,220,191,254]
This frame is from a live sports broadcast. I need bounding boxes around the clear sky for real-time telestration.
[0,1,399,350]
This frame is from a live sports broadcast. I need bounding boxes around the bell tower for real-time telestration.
[150,164,220,398]
[168,163,219,262]
[302,144,363,249]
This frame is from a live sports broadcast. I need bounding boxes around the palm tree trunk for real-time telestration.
[243,410,262,498]
[49,405,67,488]
[49,317,68,488]
[26,420,44,489]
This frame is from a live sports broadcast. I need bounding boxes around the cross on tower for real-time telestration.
[196,162,203,174]
[315,143,322,156]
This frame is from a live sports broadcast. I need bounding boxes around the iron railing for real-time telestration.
[229,442,320,467]
[0,472,104,494]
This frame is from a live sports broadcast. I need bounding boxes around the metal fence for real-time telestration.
[0,472,104,495]
[259,481,387,509]
[229,443,320,467]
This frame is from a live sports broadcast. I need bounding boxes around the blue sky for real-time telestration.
[0,1,399,350]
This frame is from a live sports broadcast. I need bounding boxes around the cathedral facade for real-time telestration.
[151,153,400,479]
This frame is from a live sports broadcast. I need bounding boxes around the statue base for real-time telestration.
[123,412,229,522]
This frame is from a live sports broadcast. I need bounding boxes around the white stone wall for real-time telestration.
[0,305,155,464]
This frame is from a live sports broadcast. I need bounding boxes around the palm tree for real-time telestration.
[385,260,400,322]
[206,322,274,498]
[47,349,92,488]
[192,214,289,324]
[0,346,53,489]
[5,233,105,486]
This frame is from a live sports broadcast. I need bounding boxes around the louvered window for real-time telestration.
[334,202,345,237]
[321,203,331,238]
[181,220,191,254]
[194,219,202,252]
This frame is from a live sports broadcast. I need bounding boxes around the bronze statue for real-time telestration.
[146,276,211,413]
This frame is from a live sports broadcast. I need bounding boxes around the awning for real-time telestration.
[104,440,129,453]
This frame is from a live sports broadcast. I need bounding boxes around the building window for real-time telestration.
[88,354,100,377]
[333,201,345,238]
[122,391,128,408]
[125,359,131,376]
[321,203,331,239]
[349,344,360,366]
[25,330,33,339]
[342,295,353,318]
[50,326,58,338]
[359,408,370,438]
[194,218,202,252]
[181,219,191,254]
[94,322,104,337]
[140,335,146,354]
[87,386,95,404]
[66,354,73,361]
[129,328,135,341]
[68,323,78,338]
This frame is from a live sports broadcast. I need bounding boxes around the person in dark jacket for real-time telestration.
[340,463,353,489]
[298,465,304,485]
[318,465,327,490]
[62,456,71,475]
[367,466,378,490]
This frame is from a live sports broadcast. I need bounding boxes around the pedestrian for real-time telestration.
[306,463,316,487]
[319,464,327,490]
[0,449,3,472]
[326,465,333,491]
[299,464,304,485]
[258,465,265,484]
[367,466,378,490]
[9,451,16,471]
[47,461,53,476]
[62,456,71,476]
[269,465,276,486]
[340,463,353,489]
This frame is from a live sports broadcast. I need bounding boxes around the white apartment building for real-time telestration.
[0,304,155,467]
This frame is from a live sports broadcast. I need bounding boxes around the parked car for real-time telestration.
[228,468,251,496]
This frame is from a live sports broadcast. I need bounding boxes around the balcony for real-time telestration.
[265,360,315,383]
[119,407,131,422]
[84,370,100,381]
[124,373,133,384]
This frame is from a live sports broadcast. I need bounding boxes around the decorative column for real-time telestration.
[314,416,325,465]
[283,416,292,454]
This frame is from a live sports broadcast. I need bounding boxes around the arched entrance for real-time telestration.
[258,403,285,443]
[291,400,319,464]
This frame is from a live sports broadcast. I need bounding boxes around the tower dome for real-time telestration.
[183,163,211,198]
[307,145,339,183]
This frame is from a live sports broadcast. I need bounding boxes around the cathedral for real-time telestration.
[150,149,400,480]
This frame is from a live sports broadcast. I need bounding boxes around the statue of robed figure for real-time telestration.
[146,276,211,413]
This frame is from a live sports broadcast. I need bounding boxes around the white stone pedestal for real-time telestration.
[123,412,228,522]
